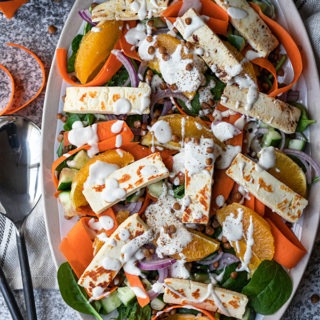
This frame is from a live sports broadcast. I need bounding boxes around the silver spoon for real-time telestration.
[0,115,41,320]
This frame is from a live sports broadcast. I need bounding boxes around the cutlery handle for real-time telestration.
[16,230,37,320]
[0,265,24,320]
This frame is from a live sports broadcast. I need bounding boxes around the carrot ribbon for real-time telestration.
[161,0,229,35]
[251,3,303,97]
[125,273,150,307]
[265,211,306,269]
[59,217,95,278]
[0,64,15,115]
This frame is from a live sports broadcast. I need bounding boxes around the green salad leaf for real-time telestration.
[116,300,151,320]
[63,113,96,131]
[218,262,249,292]
[242,260,293,315]
[57,262,103,320]
[67,34,83,73]
[290,102,316,132]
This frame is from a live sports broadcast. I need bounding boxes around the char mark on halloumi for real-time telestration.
[63,82,151,115]
[220,84,301,134]
[226,153,308,223]
[92,0,169,22]
[215,0,278,57]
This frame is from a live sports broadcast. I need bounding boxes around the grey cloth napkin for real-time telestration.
[295,0,320,68]
[0,0,320,292]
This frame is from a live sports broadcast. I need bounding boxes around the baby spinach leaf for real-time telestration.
[290,102,316,132]
[57,262,103,320]
[107,66,129,87]
[67,34,83,73]
[219,262,249,292]
[63,113,96,131]
[242,260,292,315]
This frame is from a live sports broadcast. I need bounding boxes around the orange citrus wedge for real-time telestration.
[70,149,134,209]
[216,203,274,273]
[172,229,220,262]
[268,149,307,198]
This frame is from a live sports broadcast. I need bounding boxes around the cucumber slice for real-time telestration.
[58,167,78,191]
[262,129,282,147]
[117,286,136,306]
[100,291,122,314]
[150,297,166,311]
[147,181,164,198]
[58,191,75,217]
[67,150,89,169]
[288,138,306,151]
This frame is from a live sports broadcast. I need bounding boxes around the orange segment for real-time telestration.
[141,114,223,150]
[172,229,220,262]
[216,203,274,273]
[268,149,307,198]
[75,20,122,84]
[70,149,134,209]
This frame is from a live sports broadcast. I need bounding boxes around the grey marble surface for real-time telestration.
[0,0,320,319]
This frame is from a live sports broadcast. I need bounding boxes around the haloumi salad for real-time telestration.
[53,1,320,319]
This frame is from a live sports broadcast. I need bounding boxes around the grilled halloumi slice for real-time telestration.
[220,84,301,134]
[226,153,308,223]
[92,0,169,22]
[78,213,151,297]
[174,8,256,84]
[182,138,214,224]
[215,0,278,57]
[164,278,248,319]
[83,152,169,214]
[63,82,151,115]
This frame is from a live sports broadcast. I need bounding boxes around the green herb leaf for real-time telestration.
[250,0,275,18]
[173,185,185,199]
[227,34,246,51]
[63,113,96,131]
[67,34,83,73]
[57,262,103,320]
[290,102,316,132]
[242,260,292,315]
[107,66,129,87]
[116,300,151,320]
[219,262,249,292]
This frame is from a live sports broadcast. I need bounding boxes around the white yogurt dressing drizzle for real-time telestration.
[102,178,126,203]
[150,120,172,144]
[227,7,248,19]
[68,121,99,158]
[111,120,124,134]
[258,146,276,170]
[114,98,132,114]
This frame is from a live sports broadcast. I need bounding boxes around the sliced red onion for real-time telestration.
[78,9,97,26]
[209,253,239,271]
[147,289,159,301]
[112,50,139,87]
[112,201,142,214]
[160,100,173,116]
[142,114,149,124]
[158,266,169,282]
[279,130,286,150]
[298,158,313,184]
[138,258,176,271]
[150,89,189,110]
[197,251,224,266]
[283,149,320,181]
[138,62,148,81]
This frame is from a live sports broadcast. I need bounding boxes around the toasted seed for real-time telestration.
[186,63,193,71]
[206,158,213,165]
[185,17,192,25]
[173,202,181,210]
[148,46,155,54]
[162,53,170,61]
[205,226,215,236]
[158,46,167,54]
[230,271,238,279]
[48,25,57,34]
[146,35,153,42]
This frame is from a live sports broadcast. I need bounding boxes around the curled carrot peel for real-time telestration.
[56,40,122,87]
[124,272,150,307]
[3,43,46,115]
[0,64,15,116]
[265,210,306,269]
[254,198,265,216]
[161,0,229,35]
[120,21,142,61]
[251,57,278,93]
[251,3,303,97]
[152,305,217,320]
[0,0,28,19]
[59,217,95,278]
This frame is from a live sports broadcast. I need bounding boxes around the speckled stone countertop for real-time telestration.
[0,1,320,319]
